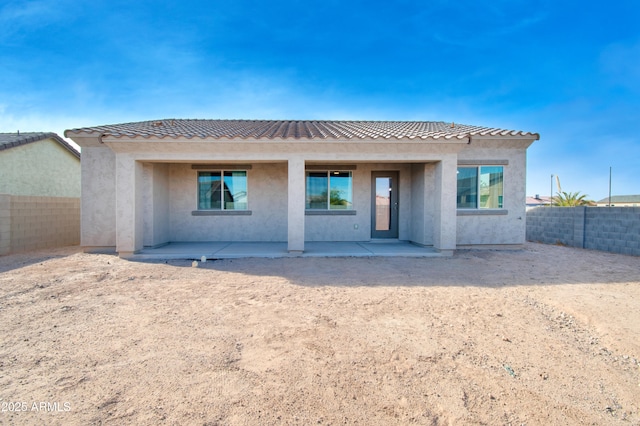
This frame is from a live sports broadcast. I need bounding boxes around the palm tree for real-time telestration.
[552,191,594,206]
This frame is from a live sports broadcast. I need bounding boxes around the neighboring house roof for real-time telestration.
[65,119,539,141]
[526,196,552,205]
[0,132,80,159]
[596,195,640,204]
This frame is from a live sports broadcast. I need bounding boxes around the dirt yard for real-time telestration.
[0,243,639,425]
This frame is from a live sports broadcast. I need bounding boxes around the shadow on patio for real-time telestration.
[132,241,443,260]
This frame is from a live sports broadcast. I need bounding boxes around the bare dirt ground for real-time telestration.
[0,243,639,425]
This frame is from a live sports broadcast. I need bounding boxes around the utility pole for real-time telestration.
[550,174,554,207]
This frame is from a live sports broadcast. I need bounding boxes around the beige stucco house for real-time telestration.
[0,132,81,254]
[0,132,80,197]
[65,120,538,257]
[596,195,640,207]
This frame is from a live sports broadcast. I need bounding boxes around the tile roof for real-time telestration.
[526,196,552,205]
[0,132,80,158]
[65,119,539,141]
[596,195,640,204]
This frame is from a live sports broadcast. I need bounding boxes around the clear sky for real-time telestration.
[1,0,638,201]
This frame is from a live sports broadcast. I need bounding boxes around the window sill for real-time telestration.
[192,210,252,216]
[306,210,357,216]
[457,209,508,216]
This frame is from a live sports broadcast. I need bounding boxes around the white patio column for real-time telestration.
[287,157,305,253]
[433,154,457,254]
[115,154,143,257]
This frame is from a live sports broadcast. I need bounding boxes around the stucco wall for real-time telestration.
[142,163,170,247]
[82,154,528,249]
[153,164,170,245]
[304,163,413,242]
[80,147,116,248]
[409,163,437,246]
[455,141,528,246]
[0,138,80,197]
[161,162,419,243]
[0,194,80,255]
[169,163,289,242]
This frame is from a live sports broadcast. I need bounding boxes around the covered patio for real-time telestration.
[131,240,442,260]
[66,120,538,257]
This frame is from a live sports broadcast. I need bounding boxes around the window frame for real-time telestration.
[305,170,354,212]
[456,165,504,210]
[196,170,249,211]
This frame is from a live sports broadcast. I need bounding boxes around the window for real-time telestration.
[306,171,353,210]
[457,166,503,209]
[198,171,248,210]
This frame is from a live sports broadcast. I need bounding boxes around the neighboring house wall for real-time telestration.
[526,207,640,256]
[601,202,640,207]
[0,138,80,197]
[595,195,640,207]
[0,194,80,255]
[0,134,81,254]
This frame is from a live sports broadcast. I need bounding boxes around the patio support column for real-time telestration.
[287,157,305,253]
[409,163,429,246]
[433,155,457,254]
[115,154,143,257]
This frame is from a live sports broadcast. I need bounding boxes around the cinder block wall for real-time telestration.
[526,207,640,256]
[584,207,640,255]
[0,195,80,255]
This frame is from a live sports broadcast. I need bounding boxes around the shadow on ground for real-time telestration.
[132,243,640,288]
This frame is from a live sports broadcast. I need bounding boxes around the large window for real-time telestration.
[457,166,503,209]
[198,171,248,210]
[306,171,353,210]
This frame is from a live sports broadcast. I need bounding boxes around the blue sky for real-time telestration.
[1,0,638,200]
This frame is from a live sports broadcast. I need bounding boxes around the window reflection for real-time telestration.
[306,171,353,210]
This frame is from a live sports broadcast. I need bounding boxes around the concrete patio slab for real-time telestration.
[303,242,372,256]
[358,242,440,256]
[131,241,442,260]
[215,242,289,258]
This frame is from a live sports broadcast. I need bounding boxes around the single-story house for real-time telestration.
[526,195,552,210]
[596,195,640,207]
[0,132,81,254]
[65,120,539,257]
[0,132,80,197]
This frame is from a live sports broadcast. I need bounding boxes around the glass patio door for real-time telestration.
[371,171,398,238]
